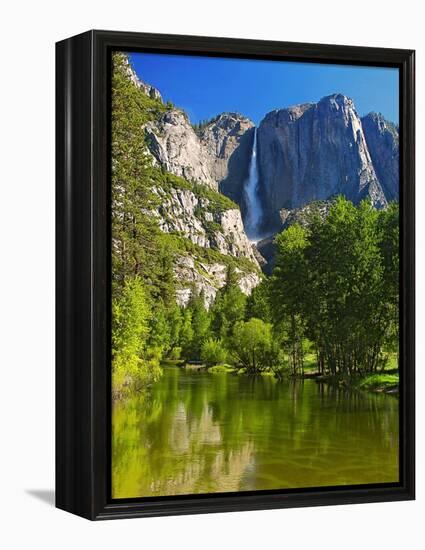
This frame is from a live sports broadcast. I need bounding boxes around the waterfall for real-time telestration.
[244,128,263,241]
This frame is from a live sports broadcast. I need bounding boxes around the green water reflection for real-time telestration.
[112,366,399,498]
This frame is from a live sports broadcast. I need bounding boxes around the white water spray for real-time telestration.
[244,128,263,241]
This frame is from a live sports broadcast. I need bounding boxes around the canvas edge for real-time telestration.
[55,29,415,521]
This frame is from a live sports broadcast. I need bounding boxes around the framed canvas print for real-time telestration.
[56,30,415,520]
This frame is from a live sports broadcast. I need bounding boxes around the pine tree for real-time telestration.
[211,267,246,342]
[187,292,210,360]
[179,308,194,359]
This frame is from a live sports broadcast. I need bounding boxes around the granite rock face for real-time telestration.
[361,112,399,202]
[151,183,261,307]
[123,56,162,101]
[152,186,259,265]
[145,110,254,194]
[200,113,255,205]
[257,94,388,233]
[174,256,261,309]
[146,110,216,189]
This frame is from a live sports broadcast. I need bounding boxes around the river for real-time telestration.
[112,366,399,499]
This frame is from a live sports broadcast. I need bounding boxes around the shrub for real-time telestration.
[200,338,228,366]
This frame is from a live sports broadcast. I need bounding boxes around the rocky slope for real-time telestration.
[361,112,399,202]
[151,179,261,307]
[146,110,217,189]
[256,94,389,234]
[123,56,162,101]
[152,184,258,264]
[145,110,254,194]
[174,255,260,308]
[122,58,261,305]
[200,113,255,207]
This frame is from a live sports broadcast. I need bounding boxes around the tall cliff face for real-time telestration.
[152,185,258,264]
[200,113,254,207]
[152,182,261,307]
[145,110,254,194]
[146,110,216,189]
[257,94,388,233]
[361,112,399,202]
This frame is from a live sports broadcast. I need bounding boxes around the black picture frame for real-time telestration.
[56,29,415,520]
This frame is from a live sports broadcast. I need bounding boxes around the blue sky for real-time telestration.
[129,52,399,126]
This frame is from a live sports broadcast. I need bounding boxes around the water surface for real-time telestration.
[112,366,399,498]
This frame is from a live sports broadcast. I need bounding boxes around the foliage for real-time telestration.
[201,338,228,366]
[186,293,211,359]
[231,318,282,374]
[111,53,170,292]
[191,115,220,135]
[112,277,162,397]
[211,267,247,341]
[179,307,194,359]
[207,364,236,373]
[246,279,271,322]
[111,53,180,395]
[156,169,238,212]
[271,196,400,377]
[358,373,399,392]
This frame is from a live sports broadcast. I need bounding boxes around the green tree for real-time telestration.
[111,53,168,294]
[179,307,194,359]
[378,202,400,364]
[211,267,247,341]
[246,279,271,322]
[112,277,162,397]
[187,292,211,360]
[306,198,386,375]
[111,53,181,386]
[167,304,183,358]
[271,224,309,375]
[231,318,279,374]
[200,338,228,366]
[270,196,399,377]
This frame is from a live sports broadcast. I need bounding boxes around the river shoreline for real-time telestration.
[172,361,399,396]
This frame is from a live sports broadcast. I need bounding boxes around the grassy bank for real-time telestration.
[174,356,400,395]
[357,373,399,394]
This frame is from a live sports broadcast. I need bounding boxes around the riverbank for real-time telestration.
[173,359,400,396]
[301,354,400,395]
[357,373,399,394]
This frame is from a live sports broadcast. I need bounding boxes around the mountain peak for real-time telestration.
[122,55,163,101]
[262,103,313,126]
[318,93,356,112]
[256,91,389,232]
[362,111,398,134]
[361,112,399,201]
[363,111,385,121]
[203,112,254,131]
[320,92,351,103]
[216,112,252,121]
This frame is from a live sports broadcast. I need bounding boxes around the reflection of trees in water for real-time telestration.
[112,367,399,498]
[314,382,399,449]
[150,402,255,496]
